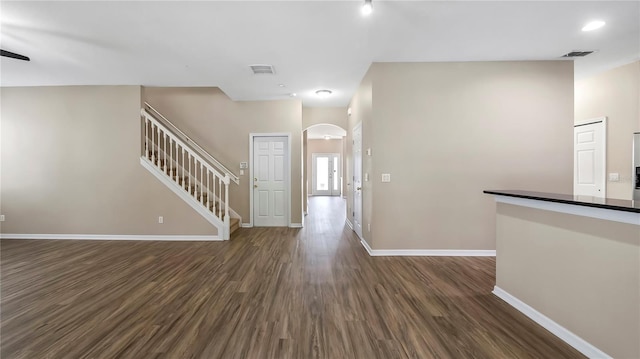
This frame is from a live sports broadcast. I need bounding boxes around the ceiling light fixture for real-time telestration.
[582,20,605,32]
[361,0,373,16]
[315,89,332,98]
[289,93,297,97]
[278,84,286,88]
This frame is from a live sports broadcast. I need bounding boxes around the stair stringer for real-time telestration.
[140,157,228,239]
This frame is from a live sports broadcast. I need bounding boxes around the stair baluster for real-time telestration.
[181,146,185,188]
[144,117,148,160]
[218,177,222,219]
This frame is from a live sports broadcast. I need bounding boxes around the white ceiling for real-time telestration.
[1,1,638,107]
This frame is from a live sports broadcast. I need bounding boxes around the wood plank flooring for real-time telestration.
[1,197,585,358]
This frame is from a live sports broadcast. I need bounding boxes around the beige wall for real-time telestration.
[142,87,303,225]
[496,203,640,359]
[306,139,344,195]
[575,61,640,200]
[302,107,347,130]
[1,86,217,235]
[302,130,308,214]
[348,61,574,250]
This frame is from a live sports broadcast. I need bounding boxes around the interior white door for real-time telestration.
[574,120,606,197]
[352,124,363,239]
[253,136,288,226]
[312,153,340,196]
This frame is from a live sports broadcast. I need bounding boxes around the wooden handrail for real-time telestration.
[142,103,240,185]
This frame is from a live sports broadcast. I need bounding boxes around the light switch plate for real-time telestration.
[158,216,164,224]
[366,148,372,156]
[608,173,620,182]
[381,173,391,182]
[364,173,369,181]
[240,169,245,175]
[0,215,5,222]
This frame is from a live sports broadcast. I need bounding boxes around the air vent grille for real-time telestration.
[561,51,596,58]
[249,64,275,75]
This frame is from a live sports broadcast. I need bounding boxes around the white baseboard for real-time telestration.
[239,223,303,229]
[360,239,374,255]
[345,218,354,230]
[492,286,611,359]
[0,234,222,241]
[358,239,496,257]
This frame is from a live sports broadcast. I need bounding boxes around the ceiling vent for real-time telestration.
[561,50,596,58]
[249,64,276,75]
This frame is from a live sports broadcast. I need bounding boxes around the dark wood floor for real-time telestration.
[1,197,584,359]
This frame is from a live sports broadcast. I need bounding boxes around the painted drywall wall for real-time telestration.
[0,86,218,235]
[348,61,574,250]
[142,87,303,226]
[496,203,640,359]
[306,139,344,196]
[575,61,640,200]
[302,107,347,130]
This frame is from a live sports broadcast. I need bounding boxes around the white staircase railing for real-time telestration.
[140,105,237,239]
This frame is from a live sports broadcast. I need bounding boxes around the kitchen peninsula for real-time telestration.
[484,190,639,359]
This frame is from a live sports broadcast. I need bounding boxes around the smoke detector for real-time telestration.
[561,51,596,58]
[249,64,276,75]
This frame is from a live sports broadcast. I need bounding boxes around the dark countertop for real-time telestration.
[484,190,640,214]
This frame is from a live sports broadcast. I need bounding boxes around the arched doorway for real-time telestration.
[303,123,347,215]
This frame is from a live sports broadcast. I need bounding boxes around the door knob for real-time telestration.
[254,184,258,188]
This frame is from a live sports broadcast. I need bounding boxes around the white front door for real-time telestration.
[352,123,363,239]
[253,136,288,226]
[574,119,606,197]
[312,153,340,196]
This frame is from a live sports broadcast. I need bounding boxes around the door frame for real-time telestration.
[249,133,292,227]
[311,153,341,196]
[574,117,607,197]
[352,122,363,240]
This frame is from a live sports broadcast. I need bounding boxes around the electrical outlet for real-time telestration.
[158,216,164,224]
[0,215,5,222]
[608,173,620,182]
[381,173,391,182]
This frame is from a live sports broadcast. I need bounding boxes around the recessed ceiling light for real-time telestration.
[289,93,297,97]
[582,20,605,32]
[315,89,332,98]
[361,0,373,16]
[278,84,285,88]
